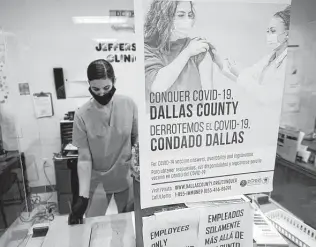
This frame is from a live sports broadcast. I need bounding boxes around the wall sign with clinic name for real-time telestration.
[134,0,292,208]
[109,10,134,17]
[95,42,136,63]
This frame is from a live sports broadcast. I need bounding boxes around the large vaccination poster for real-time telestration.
[134,0,292,208]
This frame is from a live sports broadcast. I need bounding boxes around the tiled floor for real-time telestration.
[272,162,316,229]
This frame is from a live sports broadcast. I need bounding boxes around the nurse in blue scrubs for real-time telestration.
[68,59,138,224]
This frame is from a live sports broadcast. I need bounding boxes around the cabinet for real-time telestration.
[54,157,78,214]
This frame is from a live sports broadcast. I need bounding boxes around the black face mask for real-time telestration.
[89,86,116,106]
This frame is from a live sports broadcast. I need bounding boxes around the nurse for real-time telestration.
[68,59,138,224]
[227,6,291,106]
[144,0,228,107]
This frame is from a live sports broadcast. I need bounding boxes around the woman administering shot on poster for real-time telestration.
[226,6,291,106]
[68,59,138,224]
[144,0,231,106]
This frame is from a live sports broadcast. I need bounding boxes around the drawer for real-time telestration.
[54,160,68,170]
[54,159,77,170]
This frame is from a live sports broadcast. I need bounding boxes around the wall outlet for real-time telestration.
[43,158,50,167]
[16,127,23,138]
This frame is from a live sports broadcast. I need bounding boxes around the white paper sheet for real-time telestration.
[198,202,253,247]
[65,80,90,98]
[142,208,200,247]
[32,93,53,118]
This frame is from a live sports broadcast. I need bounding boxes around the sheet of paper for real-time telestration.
[89,220,135,247]
[198,202,253,247]
[253,210,288,246]
[65,80,90,98]
[33,93,53,118]
[142,208,200,247]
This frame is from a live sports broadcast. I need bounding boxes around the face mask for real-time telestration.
[89,86,116,106]
[267,32,286,49]
[172,19,194,39]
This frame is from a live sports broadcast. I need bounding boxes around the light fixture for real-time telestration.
[111,23,135,32]
[72,16,128,24]
[93,38,117,43]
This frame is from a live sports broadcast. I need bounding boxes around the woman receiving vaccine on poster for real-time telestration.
[226,6,291,106]
[144,0,231,107]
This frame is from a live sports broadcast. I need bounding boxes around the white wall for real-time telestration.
[0,0,136,188]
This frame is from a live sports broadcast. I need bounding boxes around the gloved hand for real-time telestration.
[68,196,89,225]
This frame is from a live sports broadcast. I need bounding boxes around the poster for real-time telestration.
[142,208,200,247]
[134,0,292,208]
[198,201,252,247]
[18,82,30,95]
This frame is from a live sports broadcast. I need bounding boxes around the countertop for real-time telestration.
[0,200,304,247]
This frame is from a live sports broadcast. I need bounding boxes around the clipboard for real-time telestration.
[32,92,54,118]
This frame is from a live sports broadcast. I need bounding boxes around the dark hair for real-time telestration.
[144,0,196,52]
[87,59,116,82]
[274,5,291,30]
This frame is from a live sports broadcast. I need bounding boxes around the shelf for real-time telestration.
[276,156,316,179]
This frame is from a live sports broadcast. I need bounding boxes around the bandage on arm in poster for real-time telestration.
[206,46,238,82]
[195,39,237,83]
[206,42,223,70]
[221,57,239,82]
[150,38,209,92]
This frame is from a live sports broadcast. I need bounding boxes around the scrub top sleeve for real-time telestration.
[144,45,164,92]
[131,101,138,146]
[72,112,89,149]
